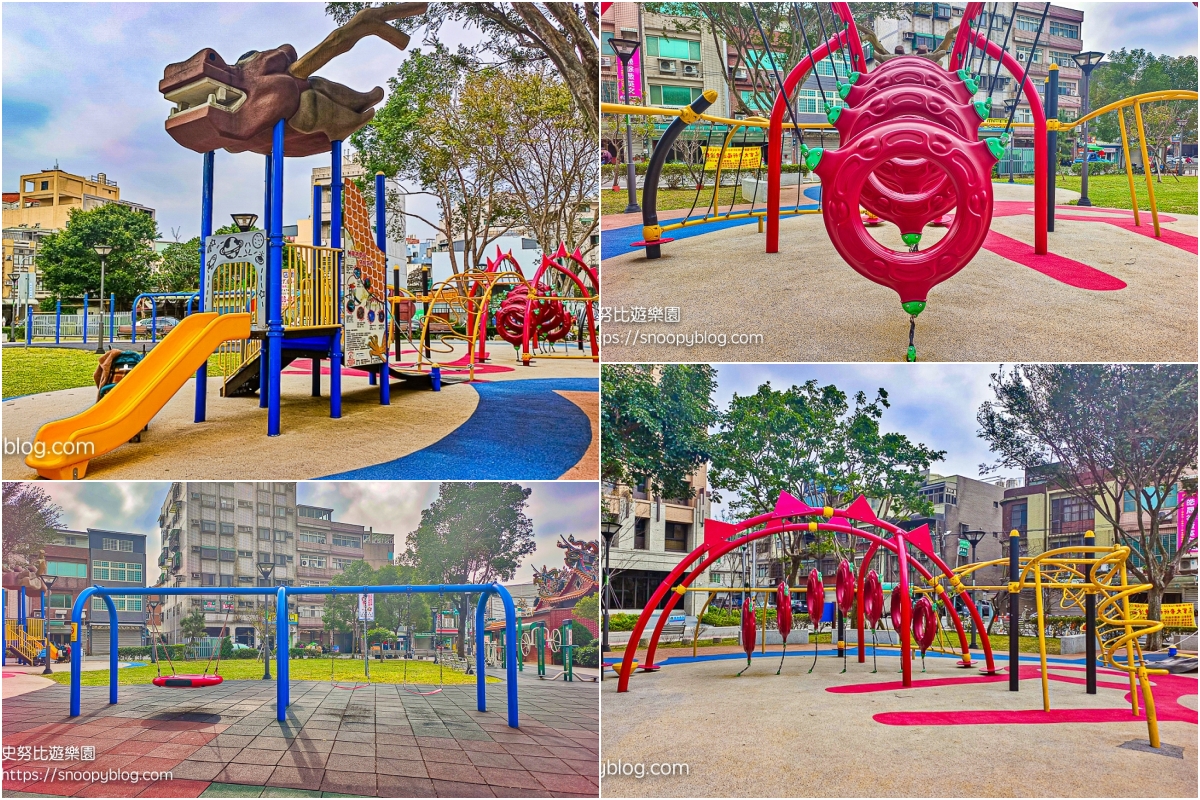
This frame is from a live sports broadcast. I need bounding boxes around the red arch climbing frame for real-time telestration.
[614,492,997,693]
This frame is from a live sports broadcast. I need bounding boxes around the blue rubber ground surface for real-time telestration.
[601,185,822,260]
[320,377,597,480]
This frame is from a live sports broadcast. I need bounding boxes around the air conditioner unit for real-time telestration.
[601,56,612,68]
[903,31,915,39]
[658,59,676,73]
[734,68,749,80]
[191,572,201,579]
[682,62,699,77]
[54,610,67,619]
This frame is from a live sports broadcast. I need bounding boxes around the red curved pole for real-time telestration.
[829,3,867,73]
[521,251,599,364]
[766,28,856,253]
[948,3,986,70]
[896,533,913,686]
[925,550,997,673]
[856,540,879,663]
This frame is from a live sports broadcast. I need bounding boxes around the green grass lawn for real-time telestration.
[47,657,494,687]
[2,347,99,398]
[601,185,752,216]
[614,631,1059,655]
[1013,173,1197,215]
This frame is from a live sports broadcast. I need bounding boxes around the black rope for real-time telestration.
[724,125,752,218]
[790,4,828,107]
[987,4,1018,104]
[750,3,806,151]
[972,3,998,83]
[685,121,717,222]
[814,4,840,84]
[1003,3,1050,137]
[831,6,854,77]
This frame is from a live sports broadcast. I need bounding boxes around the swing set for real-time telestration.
[145,596,235,688]
[67,582,522,728]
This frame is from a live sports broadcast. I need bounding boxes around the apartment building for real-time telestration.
[604,467,712,617]
[293,504,395,650]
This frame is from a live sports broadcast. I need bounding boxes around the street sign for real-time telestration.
[357,594,375,621]
[958,539,971,558]
[16,272,36,304]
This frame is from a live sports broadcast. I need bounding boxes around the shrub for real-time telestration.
[608,613,639,632]
[234,648,259,659]
[573,640,599,668]
[220,636,233,659]
[570,620,595,647]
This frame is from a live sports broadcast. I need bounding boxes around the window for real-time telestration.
[220,574,234,587]
[219,549,236,562]
[200,547,218,561]
[258,527,271,540]
[1123,486,1179,512]
[301,555,327,568]
[664,523,690,553]
[744,49,779,71]
[220,523,234,535]
[201,573,216,586]
[275,554,288,566]
[92,561,142,583]
[238,550,253,558]
[102,538,133,552]
[332,557,354,570]
[1049,21,1079,39]
[46,561,88,578]
[220,498,234,511]
[649,84,702,107]
[646,35,700,61]
[200,520,217,533]
[914,33,938,51]
[275,529,288,542]
[258,551,273,563]
[1011,503,1028,532]
[200,494,217,508]
[49,593,72,608]
[298,507,332,520]
[332,534,361,549]
[91,596,143,612]
[1052,496,1094,524]
[1016,47,1042,65]
[934,3,951,19]
[739,90,769,112]
[258,503,271,516]
[634,518,648,550]
[796,88,845,114]
[919,483,957,506]
[1016,15,1043,32]
[299,531,326,544]
[1050,51,1076,68]
[300,605,324,618]
[275,506,287,518]
[1058,81,1077,97]
[40,180,49,191]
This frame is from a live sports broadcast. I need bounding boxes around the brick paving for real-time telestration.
[1,678,598,798]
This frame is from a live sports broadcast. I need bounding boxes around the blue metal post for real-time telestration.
[330,141,343,419]
[69,587,97,716]
[151,302,158,344]
[19,587,26,630]
[474,591,489,713]
[25,303,32,345]
[261,153,273,410]
[195,151,214,422]
[55,299,61,344]
[312,185,323,397]
[109,293,115,345]
[267,119,285,435]
[104,595,118,705]
[497,583,519,728]
[82,293,89,343]
[276,588,289,720]
[375,172,390,404]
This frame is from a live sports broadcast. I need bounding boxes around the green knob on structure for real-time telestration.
[963,77,979,94]
[826,105,842,124]
[985,137,1006,160]
[956,68,970,81]
[906,345,917,363]
[901,233,922,247]
[805,148,824,170]
[973,98,992,119]
[837,82,852,100]
[902,300,926,317]
[847,71,861,85]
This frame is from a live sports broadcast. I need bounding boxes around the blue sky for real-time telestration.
[3,2,484,242]
[1076,2,1198,57]
[709,363,1014,516]
[36,481,598,584]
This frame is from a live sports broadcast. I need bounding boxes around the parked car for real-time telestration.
[118,316,180,336]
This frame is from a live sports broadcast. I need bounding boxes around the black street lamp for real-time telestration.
[609,36,643,215]
[1003,99,1020,183]
[231,213,259,233]
[39,574,58,675]
[1072,51,1106,206]
[962,528,989,650]
[146,600,160,663]
[599,511,622,679]
[93,244,111,354]
[258,563,276,679]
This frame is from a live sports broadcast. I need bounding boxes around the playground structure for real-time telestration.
[612,493,1173,748]
[20,2,599,479]
[2,557,64,667]
[56,582,521,727]
[600,1,1197,360]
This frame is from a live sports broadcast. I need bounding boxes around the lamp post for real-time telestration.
[39,574,58,675]
[963,528,989,650]
[231,213,259,233]
[1071,51,1106,206]
[609,36,643,214]
[258,563,276,679]
[1003,99,1020,183]
[600,511,622,679]
[93,244,112,354]
[147,600,160,664]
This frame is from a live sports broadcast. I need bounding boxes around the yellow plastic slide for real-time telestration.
[25,312,252,479]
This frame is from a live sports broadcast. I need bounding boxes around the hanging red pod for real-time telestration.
[740,594,757,657]
[807,568,825,627]
[835,559,855,614]
[889,586,905,633]
[863,569,883,627]
[152,674,224,688]
[776,582,793,641]
[913,596,938,653]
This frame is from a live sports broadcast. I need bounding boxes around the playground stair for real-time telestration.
[5,620,47,664]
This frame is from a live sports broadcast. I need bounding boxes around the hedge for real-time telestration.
[602,160,810,188]
[573,640,599,668]
[608,613,639,631]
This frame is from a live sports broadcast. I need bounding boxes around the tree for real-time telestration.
[350,44,521,283]
[36,203,160,303]
[709,380,943,586]
[644,3,905,117]
[1089,49,1197,145]
[977,364,1198,650]
[324,559,377,649]
[152,223,245,297]
[1,483,63,568]
[480,63,599,266]
[180,610,209,654]
[404,482,536,656]
[572,592,598,624]
[600,364,717,500]
[328,2,599,137]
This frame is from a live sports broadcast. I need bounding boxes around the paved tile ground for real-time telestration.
[2,678,598,798]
